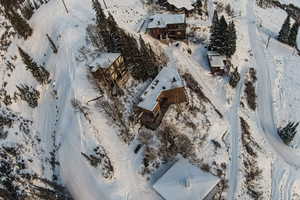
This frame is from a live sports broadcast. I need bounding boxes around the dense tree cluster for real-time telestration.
[0,0,51,39]
[278,15,299,47]
[18,47,50,84]
[209,11,237,57]
[256,0,274,8]
[0,0,33,39]
[92,0,161,80]
[278,121,299,145]
[0,146,73,200]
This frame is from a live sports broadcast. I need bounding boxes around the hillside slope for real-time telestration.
[0,0,300,199]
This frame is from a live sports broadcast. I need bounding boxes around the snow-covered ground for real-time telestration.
[2,0,300,199]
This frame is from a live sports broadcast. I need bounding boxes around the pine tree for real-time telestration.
[288,22,299,47]
[92,0,106,28]
[209,10,219,49]
[225,21,237,57]
[137,36,158,79]
[211,10,219,30]
[106,12,122,52]
[18,47,50,84]
[278,15,291,43]
[278,121,299,145]
[91,0,108,50]
[212,15,228,55]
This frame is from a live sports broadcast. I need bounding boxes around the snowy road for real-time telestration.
[246,0,300,168]
[245,0,300,199]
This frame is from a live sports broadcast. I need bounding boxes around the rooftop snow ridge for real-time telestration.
[138,66,184,111]
[147,14,185,29]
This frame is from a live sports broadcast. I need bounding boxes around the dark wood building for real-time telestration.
[137,67,187,129]
[146,14,187,41]
[207,51,229,76]
[89,53,129,90]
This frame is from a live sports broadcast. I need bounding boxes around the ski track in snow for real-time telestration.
[227,68,247,200]
[32,1,161,199]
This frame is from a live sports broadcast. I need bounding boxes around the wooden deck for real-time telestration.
[141,103,170,130]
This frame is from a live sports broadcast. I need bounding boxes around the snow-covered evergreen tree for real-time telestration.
[278,121,299,145]
[18,47,50,84]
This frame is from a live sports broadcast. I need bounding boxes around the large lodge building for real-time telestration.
[137,67,187,130]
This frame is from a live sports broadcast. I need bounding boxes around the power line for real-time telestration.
[102,0,108,9]
[61,0,69,14]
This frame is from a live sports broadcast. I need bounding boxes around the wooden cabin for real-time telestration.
[207,51,229,76]
[89,53,129,91]
[137,67,187,129]
[146,14,187,41]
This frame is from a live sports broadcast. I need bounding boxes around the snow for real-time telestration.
[137,66,184,111]
[153,158,220,200]
[147,14,185,29]
[2,0,300,199]
[207,51,227,69]
[87,53,121,72]
[167,0,195,10]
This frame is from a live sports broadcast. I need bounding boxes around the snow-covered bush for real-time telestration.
[16,84,40,108]
[81,146,114,179]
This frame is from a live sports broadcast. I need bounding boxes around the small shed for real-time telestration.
[137,67,187,129]
[146,14,187,41]
[89,53,129,89]
[153,158,220,200]
[207,51,228,76]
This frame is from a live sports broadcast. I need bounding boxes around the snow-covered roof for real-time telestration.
[153,158,220,200]
[138,67,184,111]
[88,53,121,72]
[207,51,227,69]
[168,0,194,10]
[147,14,186,29]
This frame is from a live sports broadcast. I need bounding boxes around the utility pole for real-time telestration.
[61,0,69,14]
[266,35,271,49]
[102,0,108,9]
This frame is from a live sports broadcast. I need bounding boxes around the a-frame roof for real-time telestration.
[153,158,220,200]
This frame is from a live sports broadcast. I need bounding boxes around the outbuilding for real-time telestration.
[153,158,220,200]
[207,51,229,76]
[146,14,187,41]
